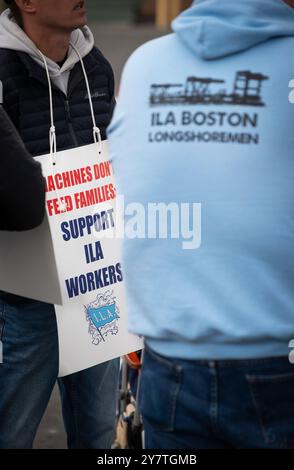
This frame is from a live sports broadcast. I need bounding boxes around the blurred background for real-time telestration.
[0,0,192,449]
[1,0,193,91]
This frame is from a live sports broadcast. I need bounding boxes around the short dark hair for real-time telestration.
[4,1,23,27]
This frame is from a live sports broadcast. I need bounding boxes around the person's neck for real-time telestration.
[23,22,71,63]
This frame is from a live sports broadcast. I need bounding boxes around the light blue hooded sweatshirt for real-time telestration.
[108,0,294,360]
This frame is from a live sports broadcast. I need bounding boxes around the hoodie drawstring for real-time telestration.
[70,42,102,154]
[38,49,57,165]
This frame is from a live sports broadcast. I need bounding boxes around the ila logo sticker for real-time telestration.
[85,290,120,346]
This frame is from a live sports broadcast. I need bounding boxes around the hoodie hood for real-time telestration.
[172,0,294,60]
[0,9,94,93]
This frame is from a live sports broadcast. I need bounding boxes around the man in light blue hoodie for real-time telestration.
[108,0,294,449]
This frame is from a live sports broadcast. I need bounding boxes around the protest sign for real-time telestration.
[37,141,142,376]
[0,141,142,376]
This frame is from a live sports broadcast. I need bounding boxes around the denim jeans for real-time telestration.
[140,345,294,449]
[0,299,119,449]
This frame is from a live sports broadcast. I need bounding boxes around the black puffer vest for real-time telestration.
[0,46,115,157]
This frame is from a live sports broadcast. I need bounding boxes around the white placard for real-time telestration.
[0,141,142,376]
